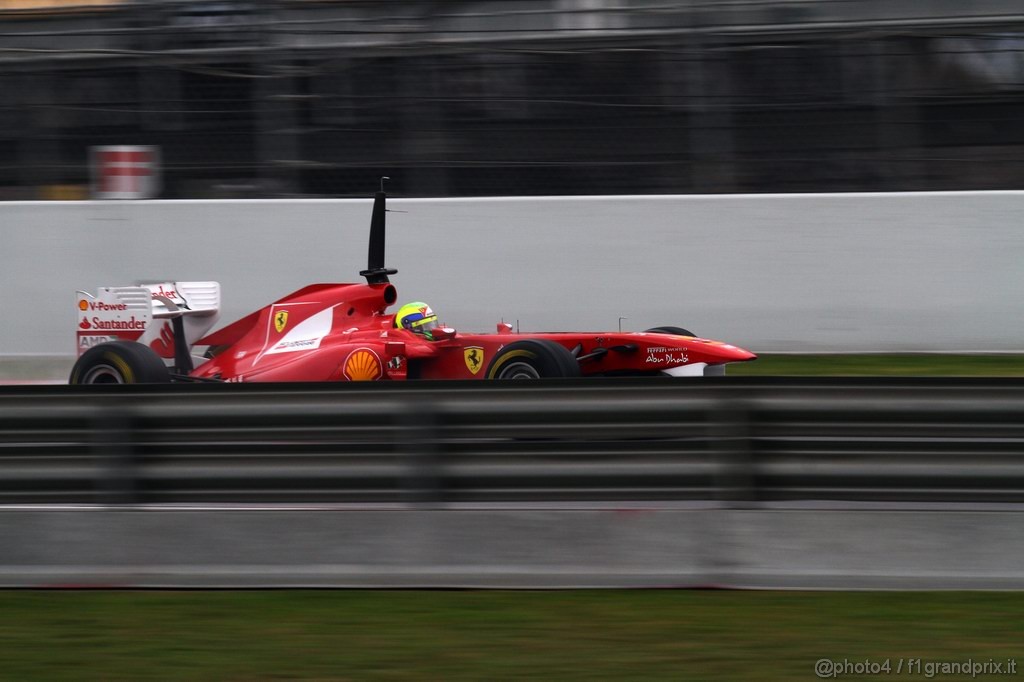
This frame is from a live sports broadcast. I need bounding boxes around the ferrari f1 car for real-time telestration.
[70,187,755,384]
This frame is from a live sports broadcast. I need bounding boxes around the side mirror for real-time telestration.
[431,327,456,341]
[497,322,513,334]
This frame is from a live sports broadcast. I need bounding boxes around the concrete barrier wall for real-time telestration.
[3,192,1024,360]
[2,508,1022,589]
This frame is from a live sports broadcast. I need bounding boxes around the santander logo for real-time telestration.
[150,285,180,300]
[79,317,91,330]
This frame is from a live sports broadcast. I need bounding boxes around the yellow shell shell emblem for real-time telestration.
[464,347,484,375]
[344,348,382,381]
[274,310,289,333]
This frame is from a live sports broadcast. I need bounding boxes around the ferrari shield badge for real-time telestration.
[464,347,484,375]
[274,310,289,333]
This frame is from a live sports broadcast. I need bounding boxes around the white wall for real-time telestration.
[3,191,1023,356]
[3,508,1024,589]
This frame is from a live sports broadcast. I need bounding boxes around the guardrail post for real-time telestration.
[398,403,444,507]
[91,403,138,506]
[711,398,757,508]
[692,396,758,587]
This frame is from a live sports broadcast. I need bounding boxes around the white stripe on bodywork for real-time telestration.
[662,363,707,377]
[266,306,334,355]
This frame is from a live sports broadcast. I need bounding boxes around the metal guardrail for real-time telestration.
[3,378,1024,505]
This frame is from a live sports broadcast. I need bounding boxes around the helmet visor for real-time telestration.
[411,316,440,335]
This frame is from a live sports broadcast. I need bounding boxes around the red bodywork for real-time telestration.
[191,281,755,382]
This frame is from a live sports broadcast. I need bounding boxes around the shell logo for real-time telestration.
[344,348,382,381]
[78,299,88,311]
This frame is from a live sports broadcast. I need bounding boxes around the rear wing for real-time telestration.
[76,281,220,359]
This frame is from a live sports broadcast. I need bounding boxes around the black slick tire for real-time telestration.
[486,339,581,379]
[644,325,696,338]
[69,341,172,384]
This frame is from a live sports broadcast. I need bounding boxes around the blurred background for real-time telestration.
[2,0,1024,200]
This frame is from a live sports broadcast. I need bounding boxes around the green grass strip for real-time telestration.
[0,590,1020,680]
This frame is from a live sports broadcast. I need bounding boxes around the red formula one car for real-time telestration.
[70,187,755,384]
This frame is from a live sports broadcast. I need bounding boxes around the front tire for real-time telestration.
[645,325,696,338]
[486,340,581,379]
[70,341,171,384]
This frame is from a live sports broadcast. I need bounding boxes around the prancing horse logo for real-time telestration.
[464,346,484,375]
[274,310,289,333]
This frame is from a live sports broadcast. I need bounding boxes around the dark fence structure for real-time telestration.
[5,378,1024,588]
[2,1,1024,198]
[4,378,1024,507]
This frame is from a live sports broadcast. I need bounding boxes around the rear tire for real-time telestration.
[486,339,581,379]
[644,325,696,338]
[70,341,171,385]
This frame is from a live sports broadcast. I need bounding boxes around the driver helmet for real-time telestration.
[394,301,440,339]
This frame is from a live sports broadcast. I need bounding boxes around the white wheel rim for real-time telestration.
[499,361,540,379]
[81,364,125,384]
